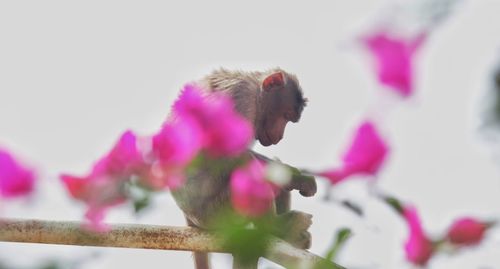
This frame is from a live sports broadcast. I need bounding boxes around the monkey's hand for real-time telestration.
[250,151,317,197]
[275,210,313,249]
[284,165,317,197]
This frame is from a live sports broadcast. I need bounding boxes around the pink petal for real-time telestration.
[319,121,389,185]
[152,118,203,166]
[83,206,111,233]
[95,130,144,177]
[143,162,186,190]
[172,84,253,157]
[319,169,349,185]
[61,173,126,205]
[403,206,434,266]
[230,160,276,217]
[362,31,426,97]
[173,84,209,120]
[60,174,89,200]
[204,111,253,157]
[342,121,389,175]
[0,148,36,198]
[447,217,487,246]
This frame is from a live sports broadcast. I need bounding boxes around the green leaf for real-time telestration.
[324,228,352,262]
[212,212,283,267]
[121,177,154,213]
[216,214,274,266]
[133,194,151,213]
[340,200,364,217]
[383,196,404,215]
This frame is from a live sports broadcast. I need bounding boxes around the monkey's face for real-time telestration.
[257,71,305,147]
[257,114,288,146]
[257,101,298,147]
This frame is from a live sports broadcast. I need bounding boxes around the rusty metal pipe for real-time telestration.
[0,219,344,269]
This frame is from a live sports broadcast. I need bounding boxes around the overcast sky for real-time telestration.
[1,1,500,268]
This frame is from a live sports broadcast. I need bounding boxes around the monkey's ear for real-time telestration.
[262,72,285,91]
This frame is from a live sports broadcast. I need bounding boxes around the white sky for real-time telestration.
[1,1,500,268]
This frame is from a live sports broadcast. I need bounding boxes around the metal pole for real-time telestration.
[0,219,344,269]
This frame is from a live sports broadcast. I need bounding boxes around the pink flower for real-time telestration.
[92,130,145,178]
[202,98,253,157]
[403,206,434,266]
[153,118,203,166]
[0,148,36,198]
[60,130,144,231]
[173,84,253,157]
[144,163,186,190]
[60,173,126,232]
[149,119,203,189]
[230,160,277,217]
[173,84,208,118]
[446,217,487,246]
[362,31,426,97]
[84,207,110,232]
[60,174,88,200]
[320,121,389,184]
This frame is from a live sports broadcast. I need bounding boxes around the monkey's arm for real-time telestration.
[250,151,317,197]
[251,151,315,249]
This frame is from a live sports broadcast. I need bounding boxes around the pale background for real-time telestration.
[1,1,500,268]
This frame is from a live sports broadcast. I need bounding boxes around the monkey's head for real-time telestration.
[257,71,307,147]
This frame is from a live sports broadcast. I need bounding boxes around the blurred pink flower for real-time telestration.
[320,121,389,184]
[403,206,434,266]
[60,174,88,200]
[203,103,253,156]
[92,130,145,178]
[173,84,253,157]
[149,118,203,189]
[153,119,203,166]
[61,173,127,232]
[0,148,36,198]
[230,159,277,217]
[84,207,110,232]
[144,163,186,190]
[60,173,126,232]
[173,84,208,119]
[446,217,488,246]
[362,31,426,97]
[60,130,144,231]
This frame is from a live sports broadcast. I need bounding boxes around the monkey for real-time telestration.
[170,68,317,269]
